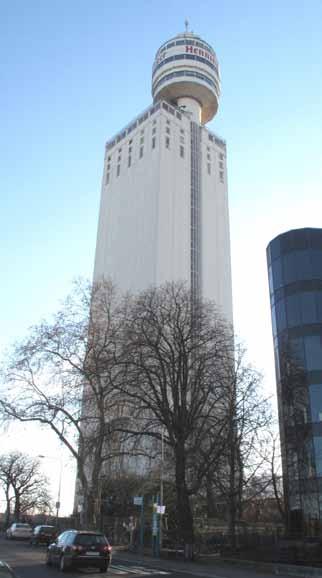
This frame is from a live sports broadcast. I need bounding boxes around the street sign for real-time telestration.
[133,496,143,506]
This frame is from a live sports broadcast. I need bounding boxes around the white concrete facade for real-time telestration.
[94,100,233,325]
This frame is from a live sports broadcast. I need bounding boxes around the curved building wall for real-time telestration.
[267,228,322,532]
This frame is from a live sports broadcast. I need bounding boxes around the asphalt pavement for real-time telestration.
[1,535,322,578]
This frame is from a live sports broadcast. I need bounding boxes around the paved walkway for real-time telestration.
[114,546,322,578]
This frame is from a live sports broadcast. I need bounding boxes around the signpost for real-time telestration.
[133,496,144,552]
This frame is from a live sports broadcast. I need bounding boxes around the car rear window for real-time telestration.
[16,524,31,528]
[74,534,107,546]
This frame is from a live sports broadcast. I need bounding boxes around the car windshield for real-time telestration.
[75,534,107,546]
[41,527,56,533]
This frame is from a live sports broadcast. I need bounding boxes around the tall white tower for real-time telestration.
[94,30,233,324]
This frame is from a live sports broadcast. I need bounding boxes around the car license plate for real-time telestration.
[86,551,100,556]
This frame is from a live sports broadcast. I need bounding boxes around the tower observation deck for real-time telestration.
[152,31,220,124]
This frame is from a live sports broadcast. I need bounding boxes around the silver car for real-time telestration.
[6,523,33,540]
[0,561,18,576]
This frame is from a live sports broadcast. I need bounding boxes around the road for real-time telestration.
[0,535,294,578]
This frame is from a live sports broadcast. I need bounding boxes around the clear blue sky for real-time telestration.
[1,0,322,514]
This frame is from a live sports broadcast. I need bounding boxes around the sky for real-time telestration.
[0,0,322,516]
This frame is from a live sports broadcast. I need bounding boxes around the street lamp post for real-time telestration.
[38,454,63,525]
[159,428,164,553]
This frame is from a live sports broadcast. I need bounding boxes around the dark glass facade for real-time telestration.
[267,228,322,534]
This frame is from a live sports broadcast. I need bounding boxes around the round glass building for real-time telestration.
[267,228,322,534]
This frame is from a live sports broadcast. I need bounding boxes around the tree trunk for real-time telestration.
[4,487,11,528]
[14,491,20,521]
[227,426,238,552]
[206,474,217,518]
[175,443,194,561]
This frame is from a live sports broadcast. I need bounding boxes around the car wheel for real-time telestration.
[59,555,68,572]
[46,552,53,566]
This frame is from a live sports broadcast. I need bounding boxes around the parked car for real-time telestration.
[46,529,112,573]
[6,523,33,540]
[30,525,57,546]
[0,560,18,577]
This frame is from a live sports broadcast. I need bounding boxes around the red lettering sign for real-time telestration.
[185,45,215,64]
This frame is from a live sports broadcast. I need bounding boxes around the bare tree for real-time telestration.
[194,344,272,550]
[0,279,134,527]
[0,452,52,523]
[116,282,234,560]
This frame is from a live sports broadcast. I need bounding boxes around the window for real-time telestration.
[180,136,184,144]
[166,127,170,134]
[165,137,170,149]
[140,129,144,135]
[117,165,120,177]
[283,251,312,285]
[180,145,184,158]
[219,170,224,182]
[317,292,322,322]
[152,127,156,135]
[286,294,301,328]
[304,335,322,371]
[106,172,110,185]
[140,136,144,145]
[275,298,287,331]
[207,163,211,175]
[301,292,317,325]
[219,161,224,168]
[74,533,108,546]
[180,129,184,134]
[166,119,170,125]
[219,153,224,160]
[139,146,144,158]
[152,137,156,149]
[128,146,132,153]
[117,155,121,162]
[313,437,322,475]
[107,156,111,162]
[118,148,122,153]
[289,336,305,367]
[128,156,131,167]
[310,385,322,423]
[272,257,283,290]
[311,250,322,280]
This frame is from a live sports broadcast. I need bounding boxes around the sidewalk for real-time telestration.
[113,546,322,578]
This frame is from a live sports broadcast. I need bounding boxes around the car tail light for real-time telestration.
[71,545,83,552]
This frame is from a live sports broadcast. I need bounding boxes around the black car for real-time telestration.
[30,525,57,546]
[46,530,112,573]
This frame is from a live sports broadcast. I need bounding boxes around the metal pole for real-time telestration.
[140,497,144,553]
[55,458,62,527]
[160,429,164,554]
